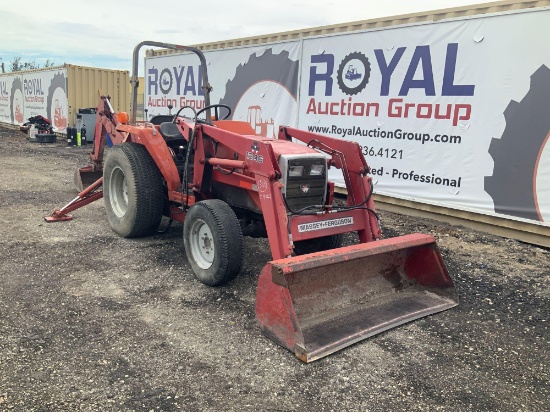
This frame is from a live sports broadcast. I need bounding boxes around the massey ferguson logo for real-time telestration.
[246,141,264,163]
[298,217,354,233]
[300,184,310,194]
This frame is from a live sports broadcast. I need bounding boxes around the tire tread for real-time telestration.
[184,200,243,286]
[105,143,164,237]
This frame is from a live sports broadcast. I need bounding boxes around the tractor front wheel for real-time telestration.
[183,200,243,286]
[103,143,165,237]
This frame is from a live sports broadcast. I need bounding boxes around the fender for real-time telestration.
[117,123,182,193]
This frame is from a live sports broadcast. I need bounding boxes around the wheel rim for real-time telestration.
[189,219,215,269]
[109,166,129,218]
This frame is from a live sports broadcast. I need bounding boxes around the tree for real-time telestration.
[43,59,55,68]
[8,57,55,72]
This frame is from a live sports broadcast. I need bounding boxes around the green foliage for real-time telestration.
[42,58,55,68]
[8,56,55,72]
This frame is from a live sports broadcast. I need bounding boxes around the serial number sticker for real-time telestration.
[297,217,354,233]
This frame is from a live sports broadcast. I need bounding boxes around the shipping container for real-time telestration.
[148,0,550,55]
[0,64,129,134]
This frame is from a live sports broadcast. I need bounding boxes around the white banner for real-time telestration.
[0,75,14,124]
[144,9,549,226]
[0,74,23,126]
[299,10,550,225]
[0,68,68,132]
[299,11,550,222]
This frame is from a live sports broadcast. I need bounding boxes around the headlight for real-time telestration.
[288,165,304,177]
[309,164,325,176]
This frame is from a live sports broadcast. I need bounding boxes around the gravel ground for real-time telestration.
[0,125,548,411]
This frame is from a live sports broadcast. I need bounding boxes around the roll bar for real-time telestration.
[130,41,212,124]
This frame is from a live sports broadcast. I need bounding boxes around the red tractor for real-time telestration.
[46,41,457,362]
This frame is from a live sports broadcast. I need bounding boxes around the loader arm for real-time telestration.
[198,123,383,258]
[278,126,381,242]
[252,127,457,363]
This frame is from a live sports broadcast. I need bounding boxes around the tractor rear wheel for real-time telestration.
[104,143,165,237]
[293,234,344,256]
[183,200,243,286]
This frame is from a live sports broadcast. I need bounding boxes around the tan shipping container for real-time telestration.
[64,64,129,122]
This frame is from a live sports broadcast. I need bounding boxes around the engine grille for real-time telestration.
[279,154,327,212]
[285,177,326,211]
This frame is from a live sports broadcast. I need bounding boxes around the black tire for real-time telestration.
[293,234,344,256]
[46,72,67,130]
[10,77,23,124]
[30,134,56,143]
[103,143,165,237]
[183,200,243,286]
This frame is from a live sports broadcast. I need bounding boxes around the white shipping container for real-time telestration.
[0,64,129,134]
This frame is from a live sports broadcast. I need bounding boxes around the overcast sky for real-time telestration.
[0,0,489,72]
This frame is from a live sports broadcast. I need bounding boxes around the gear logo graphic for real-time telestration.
[10,77,23,125]
[219,49,299,137]
[46,72,67,132]
[159,68,173,95]
[336,52,371,96]
[484,65,550,222]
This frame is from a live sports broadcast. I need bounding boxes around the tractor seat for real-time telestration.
[149,114,174,125]
[159,122,185,140]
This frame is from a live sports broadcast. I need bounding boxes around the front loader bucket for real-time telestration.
[256,233,457,362]
[74,165,103,192]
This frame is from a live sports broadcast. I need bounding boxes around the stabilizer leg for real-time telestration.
[45,177,104,222]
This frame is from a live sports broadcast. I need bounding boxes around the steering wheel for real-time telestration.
[195,104,232,122]
[172,105,197,123]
